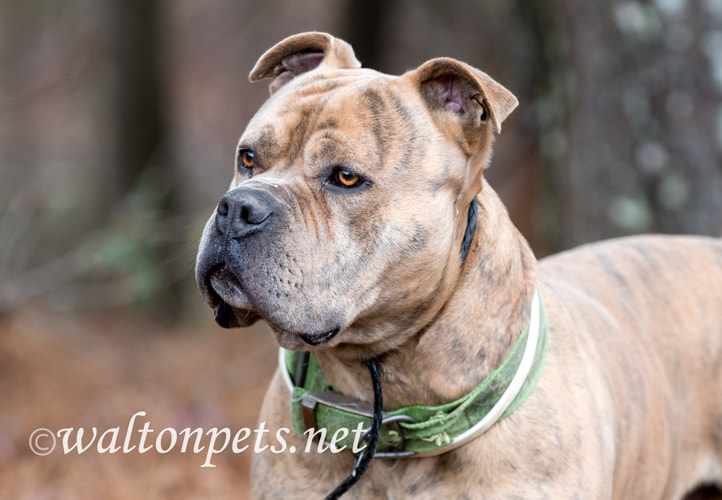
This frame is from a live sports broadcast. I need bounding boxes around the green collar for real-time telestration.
[280,288,549,458]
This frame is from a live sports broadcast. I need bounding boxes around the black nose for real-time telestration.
[215,188,275,239]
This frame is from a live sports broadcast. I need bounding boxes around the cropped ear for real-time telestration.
[249,32,361,94]
[413,58,518,136]
[409,58,518,207]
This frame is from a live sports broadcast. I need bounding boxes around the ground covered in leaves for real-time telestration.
[0,311,277,499]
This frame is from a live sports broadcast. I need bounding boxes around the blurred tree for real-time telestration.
[1,0,721,318]
[526,0,722,250]
[341,0,389,71]
[107,0,166,202]
[0,0,186,319]
[104,0,184,320]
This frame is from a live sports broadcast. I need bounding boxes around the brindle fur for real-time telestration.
[195,33,722,499]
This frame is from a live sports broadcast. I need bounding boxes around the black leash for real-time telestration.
[460,199,478,262]
[324,358,383,500]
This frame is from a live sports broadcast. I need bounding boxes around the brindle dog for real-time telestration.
[195,32,722,499]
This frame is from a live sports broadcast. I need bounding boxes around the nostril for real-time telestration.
[241,203,272,225]
[215,189,275,239]
[217,199,229,217]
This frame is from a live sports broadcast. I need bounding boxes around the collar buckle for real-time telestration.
[300,391,418,458]
[301,391,372,429]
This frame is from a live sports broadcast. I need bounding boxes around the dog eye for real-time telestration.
[238,149,255,170]
[331,168,362,188]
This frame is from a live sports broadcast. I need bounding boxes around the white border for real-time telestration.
[413,289,540,457]
[279,346,294,392]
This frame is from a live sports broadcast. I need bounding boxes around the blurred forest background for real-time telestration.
[1,0,721,498]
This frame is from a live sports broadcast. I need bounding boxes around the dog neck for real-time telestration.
[314,179,538,409]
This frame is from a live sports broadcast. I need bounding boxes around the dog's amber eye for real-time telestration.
[239,150,255,169]
[326,167,368,191]
[334,169,360,187]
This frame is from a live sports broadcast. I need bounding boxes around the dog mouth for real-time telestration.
[202,265,259,328]
[201,265,341,343]
[294,328,340,346]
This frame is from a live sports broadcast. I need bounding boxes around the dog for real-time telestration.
[195,32,722,499]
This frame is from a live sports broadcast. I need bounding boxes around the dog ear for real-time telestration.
[409,58,518,206]
[249,32,361,94]
[413,58,518,138]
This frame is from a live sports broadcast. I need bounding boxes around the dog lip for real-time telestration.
[296,328,341,346]
[207,265,247,308]
[212,300,260,329]
[213,300,235,328]
[200,264,260,328]
[200,264,225,306]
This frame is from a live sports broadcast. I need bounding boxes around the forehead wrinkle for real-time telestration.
[242,74,399,186]
[263,91,336,164]
[307,135,352,171]
[310,102,359,167]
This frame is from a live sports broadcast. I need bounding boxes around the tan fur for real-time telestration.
[195,33,722,499]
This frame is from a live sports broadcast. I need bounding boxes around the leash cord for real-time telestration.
[324,358,383,500]
[294,351,310,387]
[460,199,478,262]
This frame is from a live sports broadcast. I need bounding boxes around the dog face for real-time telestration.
[195,32,517,354]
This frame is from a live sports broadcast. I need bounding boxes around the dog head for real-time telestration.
[195,32,517,354]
